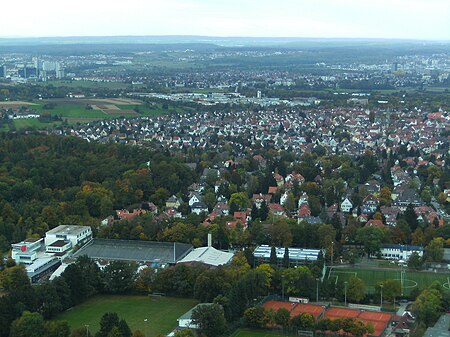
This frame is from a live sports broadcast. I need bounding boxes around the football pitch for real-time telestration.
[54,295,197,336]
[328,267,450,295]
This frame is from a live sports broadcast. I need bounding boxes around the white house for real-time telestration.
[377,244,424,261]
[298,192,308,207]
[188,193,202,207]
[280,191,289,206]
[191,202,208,215]
[45,225,92,248]
[340,197,353,213]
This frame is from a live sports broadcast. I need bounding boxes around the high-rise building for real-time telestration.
[0,64,6,78]
[43,61,57,71]
[391,62,398,72]
[55,62,64,79]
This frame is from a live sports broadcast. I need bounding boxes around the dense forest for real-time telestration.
[0,133,196,251]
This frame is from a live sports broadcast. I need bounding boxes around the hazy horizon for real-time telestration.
[0,0,449,41]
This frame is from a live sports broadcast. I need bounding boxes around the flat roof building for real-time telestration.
[45,225,92,247]
[11,238,44,265]
[73,239,193,266]
[25,257,61,283]
[253,245,321,267]
[376,244,424,261]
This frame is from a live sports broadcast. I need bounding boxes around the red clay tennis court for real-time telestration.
[358,311,392,323]
[263,301,325,319]
[291,303,326,319]
[263,301,392,337]
[263,300,296,312]
[324,307,392,337]
[359,319,388,337]
[324,307,360,318]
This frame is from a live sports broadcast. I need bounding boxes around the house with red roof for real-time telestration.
[115,208,147,221]
[274,173,285,187]
[268,203,286,217]
[268,186,278,194]
[298,203,311,219]
[366,219,385,228]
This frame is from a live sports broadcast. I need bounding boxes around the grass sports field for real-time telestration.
[328,267,450,295]
[233,329,290,337]
[54,295,197,335]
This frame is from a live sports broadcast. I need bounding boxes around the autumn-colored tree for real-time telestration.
[379,187,392,206]
[347,276,366,303]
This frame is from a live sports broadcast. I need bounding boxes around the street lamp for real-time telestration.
[85,325,89,337]
[316,278,320,302]
[144,319,148,337]
[380,284,384,309]
[344,281,348,306]
[331,241,334,266]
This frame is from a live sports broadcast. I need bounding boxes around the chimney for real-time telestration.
[207,233,212,247]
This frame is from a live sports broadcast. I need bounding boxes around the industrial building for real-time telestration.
[72,239,193,266]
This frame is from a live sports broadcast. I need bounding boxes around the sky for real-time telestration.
[1,0,449,40]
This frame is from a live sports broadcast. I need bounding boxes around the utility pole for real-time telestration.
[400,265,405,296]
[380,284,384,309]
[344,281,348,306]
[281,275,285,301]
[316,278,320,302]
[331,241,334,266]
[85,325,89,337]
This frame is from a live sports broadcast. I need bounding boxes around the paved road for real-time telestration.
[396,302,410,316]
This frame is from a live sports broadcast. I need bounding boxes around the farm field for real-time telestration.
[5,98,187,131]
[13,119,62,129]
[55,295,197,336]
[32,101,110,118]
[30,98,175,118]
[328,267,450,295]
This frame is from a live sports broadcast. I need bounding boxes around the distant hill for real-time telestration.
[0,35,448,56]
[0,35,448,46]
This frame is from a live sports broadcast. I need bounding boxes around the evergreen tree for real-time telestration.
[270,246,277,266]
[260,201,269,221]
[404,204,419,231]
[251,204,259,221]
[282,247,290,268]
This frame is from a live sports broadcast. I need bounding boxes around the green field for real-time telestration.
[233,329,291,337]
[4,99,188,131]
[33,102,108,118]
[328,267,450,295]
[116,104,170,116]
[54,295,197,336]
[13,119,62,129]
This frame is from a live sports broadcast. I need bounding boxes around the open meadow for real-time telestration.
[54,295,197,336]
